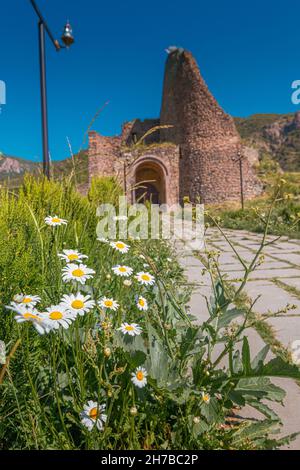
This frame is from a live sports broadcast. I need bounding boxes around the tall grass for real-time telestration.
[0,176,300,450]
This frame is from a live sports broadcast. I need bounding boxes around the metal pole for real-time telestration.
[38,21,50,179]
[239,157,244,210]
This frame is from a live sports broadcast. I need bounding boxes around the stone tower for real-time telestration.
[160,49,261,203]
[88,48,262,205]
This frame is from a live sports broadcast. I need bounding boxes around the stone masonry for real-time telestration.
[88,48,262,205]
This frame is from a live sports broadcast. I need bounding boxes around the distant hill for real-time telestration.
[234,112,300,171]
[0,150,88,190]
[1,112,300,189]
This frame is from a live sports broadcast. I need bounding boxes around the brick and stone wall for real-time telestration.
[88,131,121,184]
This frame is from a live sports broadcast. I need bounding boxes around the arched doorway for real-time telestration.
[134,160,166,204]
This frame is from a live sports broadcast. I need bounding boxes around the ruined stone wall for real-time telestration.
[121,119,160,146]
[88,131,121,184]
[160,49,262,203]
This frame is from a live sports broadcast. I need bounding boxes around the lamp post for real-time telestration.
[30,0,74,179]
[232,147,245,210]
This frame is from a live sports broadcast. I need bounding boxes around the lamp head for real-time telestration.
[61,21,74,48]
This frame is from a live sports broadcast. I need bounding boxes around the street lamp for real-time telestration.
[232,147,245,210]
[30,0,74,179]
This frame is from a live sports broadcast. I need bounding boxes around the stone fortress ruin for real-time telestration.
[88,48,262,205]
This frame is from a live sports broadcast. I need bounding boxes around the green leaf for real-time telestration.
[235,377,285,402]
[180,326,202,358]
[251,345,270,372]
[200,397,222,424]
[217,308,244,330]
[261,357,300,380]
[242,337,251,375]
[245,399,281,422]
[230,420,280,447]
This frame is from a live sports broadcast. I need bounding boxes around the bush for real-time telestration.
[0,177,299,450]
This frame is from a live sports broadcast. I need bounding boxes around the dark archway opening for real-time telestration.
[134,161,166,204]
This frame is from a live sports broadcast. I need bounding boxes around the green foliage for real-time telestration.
[0,176,299,450]
[207,173,300,238]
[88,176,123,206]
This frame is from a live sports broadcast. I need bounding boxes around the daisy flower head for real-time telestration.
[58,249,88,264]
[12,294,41,307]
[118,323,142,337]
[45,215,67,227]
[201,391,211,404]
[135,272,155,286]
[80,401,107,432]
[110,240,130,254]
[123,279,132,287]
[60,293,95,317]
[136,296,148,311]
[112,265,133,277]
[99,297,119,311]
[39,305,76,330]
[8,304,48,335]
[131,366,148,389]
[62,263,95,285]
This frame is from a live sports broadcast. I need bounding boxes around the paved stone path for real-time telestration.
[177,228,300,450]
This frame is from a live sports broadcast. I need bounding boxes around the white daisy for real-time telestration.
[60,293,95,317]
[136,296,148,311]
[8,304,48,335]
[45,215,68,227]
[112,265,133,277]
[12,294,41,307]
[118,323,142,337]
[201,391,211,404]
[99,297,119,311]
[110,241,130,254]
[39,305,76,330]
[123,279,132,287]
[58,249,88,263]
[62,263,95,285]
[80,401,107,431]
[131,366,148,388]
[135,272,155,286]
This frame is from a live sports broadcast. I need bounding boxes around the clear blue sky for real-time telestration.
[0,0,299,161]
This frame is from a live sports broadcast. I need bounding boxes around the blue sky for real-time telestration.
[0,0,300,161]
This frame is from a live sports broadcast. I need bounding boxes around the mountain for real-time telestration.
[0,150,88,189]
[234,112,300,171]
[1,111,300,189]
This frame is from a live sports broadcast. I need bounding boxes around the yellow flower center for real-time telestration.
[71,300,84,309]
[119,267,127,272]
[72,269,84,277]
[116,242,125,249]
[52,218,61,223]
[22,297,32,304]
[136,371,144,381]
[89,407,99,420]
[141,274,150,281]
[23,313,38,320]
[203,394,210,403]
[68,253,79,261]
[104,300,113,307]
[49,311,63,320]
[139,299,145,306]
[125,325,134,331]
